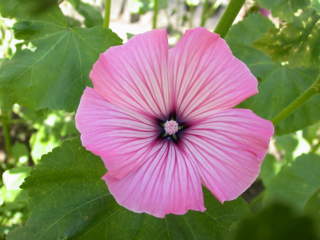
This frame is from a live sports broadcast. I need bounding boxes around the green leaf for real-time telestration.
[230,202,319,240]
[243,67,320,134]
[227,14,320,135]
[304,190,320,237]
[312,0,320,13]
[259,154,281,186]
[255,9,320,68]
[29,110,77,162]
[302,122,320,146]
[12,18,67,41]
[0,25,122,111]
[3,167,31,190]
[11,142,29,164]
[274,133,299,163]
[226,14,277,79]
[68,0,103,27]
[8,139,250,240]
[0,0,65,24]
[1,167,31,209]
[263,154,320,210]
[256,0,311,21]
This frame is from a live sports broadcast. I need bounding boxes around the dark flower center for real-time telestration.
[156,112,187,143]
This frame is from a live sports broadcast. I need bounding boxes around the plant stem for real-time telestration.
[152,0,159,29]
[1,109,12,160]
[214,0,246,38]
[200,0,209,27]
[272,76,320,124]
[103,0,111,28]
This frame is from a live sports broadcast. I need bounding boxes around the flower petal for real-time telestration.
[90,29,171,119]
[183,109,274,202]
[104,142,205,218]
[169,27,258,120]
[75,87,158,178]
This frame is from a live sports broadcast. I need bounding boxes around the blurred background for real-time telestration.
[1,0,320,239]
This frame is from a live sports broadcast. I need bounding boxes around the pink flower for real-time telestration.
[75,28,274,218]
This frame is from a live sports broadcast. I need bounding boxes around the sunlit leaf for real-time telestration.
[255,9,320,68]
[1,167,31,208]
[30,111,77,162]
[256,0,311,21]
[302,122,320,151]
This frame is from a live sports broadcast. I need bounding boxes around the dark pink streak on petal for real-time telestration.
[183,109,274,202]
[169,27,258,121]
[75,87,158,179]
[90,29,172,119]
[104,142,205,218]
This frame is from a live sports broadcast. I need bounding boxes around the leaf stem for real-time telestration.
[152,0,159,29]
[214,0,246,37]
[103,0,111,28]
[272,76,320,124]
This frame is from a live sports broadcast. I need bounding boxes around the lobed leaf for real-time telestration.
[0,22,122,111]
[8,139,250,240]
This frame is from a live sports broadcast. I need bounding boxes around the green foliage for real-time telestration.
[8,140,251,240]
[0,0,64,23]
[305,190,320,236]
[0,167,31,238]
[227,14,320,135]
[1,167,31,208]
[259,154,280,186]
[263,154,320,210]
[0,8,121,111]
[1,0,320,239]
[312,0,320,13]
[68,0,103,27]
[256,0,311,21]
[255,9,320,68]
[29,111,77,162]
[129,0,167,14]
[230,203,319,240]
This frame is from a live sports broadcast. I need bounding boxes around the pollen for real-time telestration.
[164,120,179,135]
